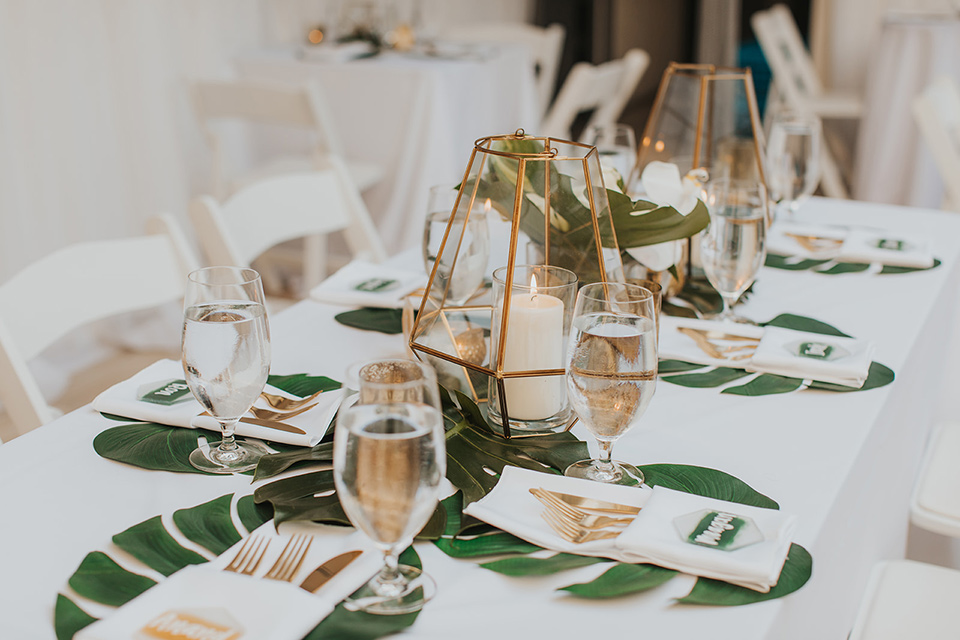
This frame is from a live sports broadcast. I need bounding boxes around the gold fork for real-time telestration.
[260,390,325,411]
[541,508,622,543]
[223,535,270,575]
[263,534,313,582]
[249,402,319,421]
[530,488,634,530]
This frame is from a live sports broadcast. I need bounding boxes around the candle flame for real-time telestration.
[530,274,538,301]
[484,198,491,212]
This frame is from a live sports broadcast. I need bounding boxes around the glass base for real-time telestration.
[343,565,436,615]
[565,459,643,486]
[189,439,269,474]
[487,405,573,437]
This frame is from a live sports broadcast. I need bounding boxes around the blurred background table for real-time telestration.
[235,44,540,255]
[853,11,960,209]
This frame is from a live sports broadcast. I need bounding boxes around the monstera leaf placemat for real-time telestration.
[54,493,423,640]
[765,253,941,275]
[660,314,894,396]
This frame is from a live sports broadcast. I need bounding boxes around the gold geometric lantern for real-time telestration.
[408,130,624,438]
[636,63,768,187]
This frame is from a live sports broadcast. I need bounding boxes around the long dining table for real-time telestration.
[3,196,960,638]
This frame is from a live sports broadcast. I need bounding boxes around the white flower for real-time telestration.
[624,162,707,271]
[573,166,624,210]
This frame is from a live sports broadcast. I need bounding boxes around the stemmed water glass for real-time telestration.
[181,266,271,474]
[766,110,822,219]
[422,184,490,306]
[565,282,657,486]
[700,179,768,324]
[334,359,445,614]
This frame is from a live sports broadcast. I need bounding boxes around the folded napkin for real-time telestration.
[767,222,934,268]
[77,523,381,640]
[92,359,344,447]
[659,316,874,388]
[310,260,427,309]
[464,466,796,592]
[615,486,797,592]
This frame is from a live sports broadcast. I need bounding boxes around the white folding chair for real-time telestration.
[909,421,960,537]
[189,164,387,295]
[849,560,960,639]
[540,49,650,140]
[445,22,565,118]
[913,76,960,212]
[191,79,383,199]
[751,3,861,199]
[0,215,198,439]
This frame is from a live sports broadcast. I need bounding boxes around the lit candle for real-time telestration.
[501,274,565,419]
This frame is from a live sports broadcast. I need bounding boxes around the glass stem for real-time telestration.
[596,440,615,472]
[374,549,406,597]
[218,419,239,451]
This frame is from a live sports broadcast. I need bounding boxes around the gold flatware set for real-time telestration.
[223,533,362,593]
[530,487,641,543]
[677,327,760,361]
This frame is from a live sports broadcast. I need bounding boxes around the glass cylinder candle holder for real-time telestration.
[488,264,578,434]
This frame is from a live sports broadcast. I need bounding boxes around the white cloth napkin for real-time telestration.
[464,466,796,592]
[659,316,874,388]
[767,222,934,268]
[76,523,381,640]
[92,359,344,447]
[309,260,426,309]
[615,486,797,592]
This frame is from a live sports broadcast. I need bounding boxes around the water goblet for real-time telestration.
[766,110,822,220]
[182,266,271,474]
[334,359,445,614]
[583,123,638,184]
[422,184,490,306]
[700,179,768,324]
[565,282,657,486]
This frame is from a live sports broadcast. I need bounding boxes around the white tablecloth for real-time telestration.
[3,197,960,638]
[235,45,540,255]
[853,12,960,209]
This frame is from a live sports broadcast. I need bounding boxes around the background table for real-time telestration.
[853,12,960,209]
[3,197,960,638]
[236,45,540,255]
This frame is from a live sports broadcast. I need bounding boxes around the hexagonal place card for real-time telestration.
[785,339,851,362]
[674,509,765,551]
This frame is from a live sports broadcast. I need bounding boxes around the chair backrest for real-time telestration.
[913,76,960,212]
[751,4,826,108]
[540,49,650,139]
[445,22,566,117]
[0,215,198,437]
[191,79,345,198]
[189,162,387,291]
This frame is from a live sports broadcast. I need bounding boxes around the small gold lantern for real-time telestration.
[408,130,624,438]
[636,63,768,186]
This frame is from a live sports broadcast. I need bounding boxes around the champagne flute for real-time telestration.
[422,184,490,306]
[334,359,445,614]
[766,111,822,219]
[700,179,768,324]
[182,266,271,474]
[565,282,657,486]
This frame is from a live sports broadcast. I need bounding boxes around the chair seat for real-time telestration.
[230,156,383,194]
[849,560,960,639]
[910,421,960,537]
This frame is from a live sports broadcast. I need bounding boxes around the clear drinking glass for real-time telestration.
[766,110,822,219]
[583,123,638,184]
[422,184,490,306]
[565,282,657,486]
[182,266,271,474]
[334,359,445,614]
[700,179,768,324]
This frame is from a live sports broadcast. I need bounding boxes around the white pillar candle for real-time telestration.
[501,285,565,420]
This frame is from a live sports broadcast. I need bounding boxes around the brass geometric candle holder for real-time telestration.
[408,130,624,437]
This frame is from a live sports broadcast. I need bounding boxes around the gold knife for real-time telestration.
[537,488,642,515]
[299,550,363,593]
